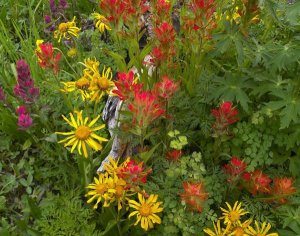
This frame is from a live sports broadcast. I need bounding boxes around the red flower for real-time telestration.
[118,159,151,186]
[154,75,179,99]
[272,177,296,203]
[36,42,61,74]
[211,101,239,133]
[166,149,183,161]
[128,90,165,128]
[113,71,143,100]
[180,181,208,213]
[223,157,247,183]
[154,22,176,45]
[245,170,272,195]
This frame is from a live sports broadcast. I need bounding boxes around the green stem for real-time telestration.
[109,206,122,236]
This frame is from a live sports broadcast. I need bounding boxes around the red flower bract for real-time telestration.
[36,42,61,74]
[166,149,183,161]
[272,177,296,203]
[180,181,208,213]
[223,157,247,183]
[245,170,272,195]
[154,75,179,99]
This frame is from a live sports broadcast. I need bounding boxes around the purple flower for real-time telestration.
[44,15,52,24]
[14,60,39,103]
[0,87,5,101]
[59,0,68,9]
[16,106,27,115]
[49,0,57,15]
[18,113,33,129]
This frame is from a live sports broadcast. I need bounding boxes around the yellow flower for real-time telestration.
[87,66,115,103]
[35,39,44,54]
[203,220,231,236]
[220,201,248,225]
[228,219,252,236]
[112,175,128,211]
[86,173,116,209]
[67,48,77,58]
[245,221,278,236]
[61,76,91,101]
[54,16,80,43]
[128,193,163,231]
[82,58,100,76]
[92,13,111,33]
[55,111,108,158]
[104,157,130,176]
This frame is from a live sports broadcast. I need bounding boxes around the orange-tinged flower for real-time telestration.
[223,157,247,183]
[154,75,179,99]
[166,149,183,161]
[35,41,61,74]
[180,181,208,213]
[272,177,296,203]
[244,170,272,195]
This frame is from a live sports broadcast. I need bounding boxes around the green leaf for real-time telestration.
[139,143,160,164]
[22,139,32,150]
[99,219,118,236]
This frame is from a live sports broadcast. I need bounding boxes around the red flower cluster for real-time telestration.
[100,0,148,24]
[153,0,171,22]
[211,101,239,135]
[113,71,179,129]
[223,157,297,203]
[166,149,183,161]
[180,181,208,213]
[223,157,247,183]
[118,159,151,186]
[151,21,176,65]
[35,42,61,74]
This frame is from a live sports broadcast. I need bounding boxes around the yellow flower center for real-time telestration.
[233,227,245,236]
[115,185,124,198]
[97,78,110,90]
[139,203,152,217]
[75,126,91,140]
[229,211,240,222]
[75,77,90,90]
[58,22,69,32]
[95,183,107,195]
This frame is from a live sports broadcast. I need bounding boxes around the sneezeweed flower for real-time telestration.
[111,175,128,210]
[223,157,247,183]
[245,221,278,236]
[244,170,272,195]
[55,111,108,158]
[86,173,115,209]
[113,71,142,101]
[18,113,33,129]
[128,193,163,231]
[180,181,208,213]
[229,219,252,236]
[91,13,111,33]
[82,58,100,76]
[67,48,77,58]
[271,177,296,203]
[203,220,231,236]
[61,75,91,101]
[87,66,115,103]
[54,16,80,43]
[35,41,61,74]
[220,201,248,225]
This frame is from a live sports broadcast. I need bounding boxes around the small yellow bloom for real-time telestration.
[82,58,100,76]
[67,48,77,58]
[104,157,130,176]
[54,16,81,43]
[203,220,231,236]
[92,13,111,33]
[86,173,116,209]
[228,219,252,236]
[61,75,91,101]
[220,201,248,225]
[128,193,163,231]
[87,66,115,103]
[35,39,44,54]
[246,221,278,236]
[55,110,108,158]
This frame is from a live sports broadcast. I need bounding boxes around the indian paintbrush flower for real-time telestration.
[0,86,5,102]
[18,113,33,129]
[243,170,272,195]
[180,181,208,213]
[153,75,179,100]
[223,157,247,183]
[271,177,296,203]
[35,40,61,74]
